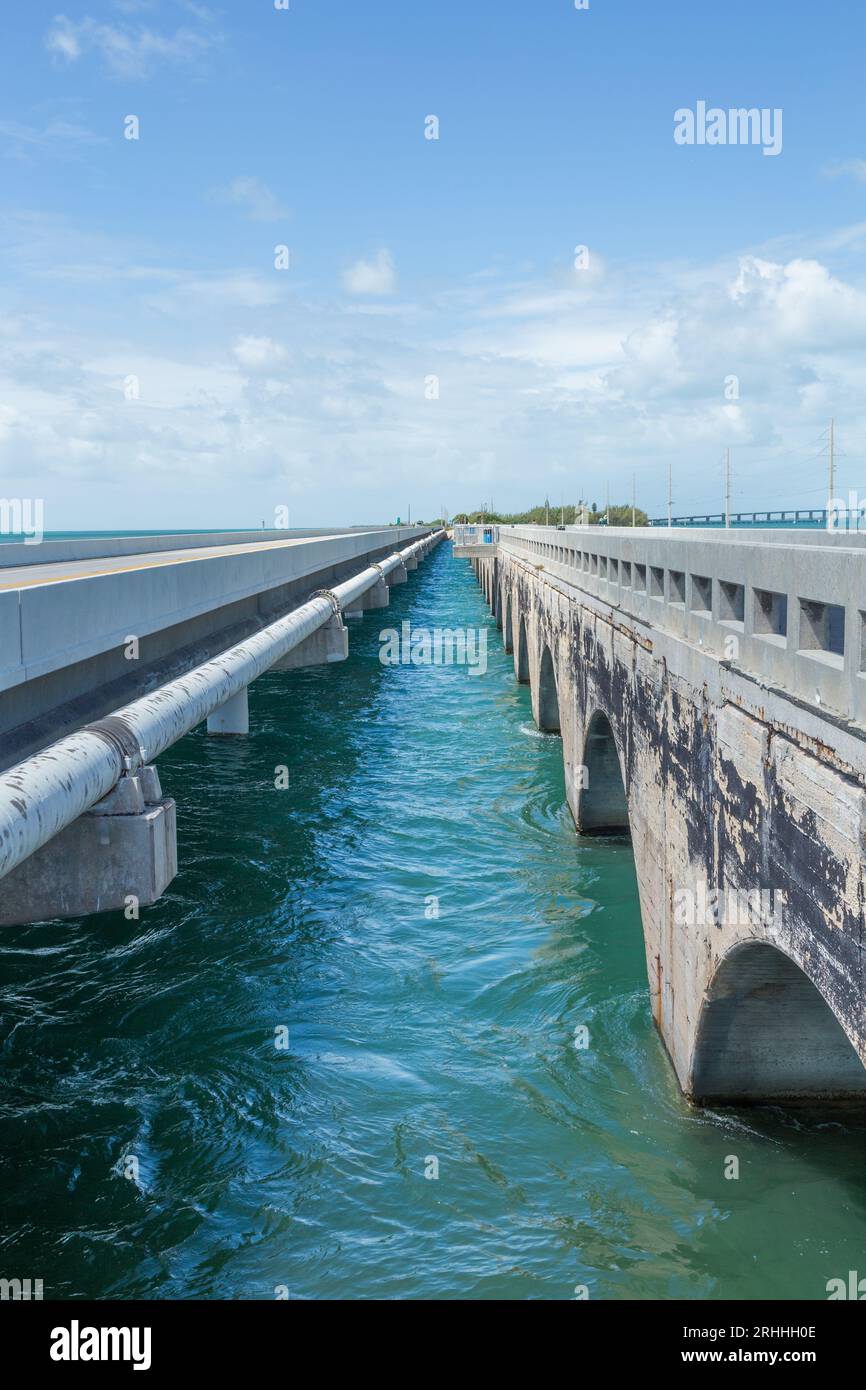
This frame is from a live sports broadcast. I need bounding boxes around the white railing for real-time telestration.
[493,525,866,726]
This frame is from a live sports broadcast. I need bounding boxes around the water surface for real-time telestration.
[1,544,863,1299]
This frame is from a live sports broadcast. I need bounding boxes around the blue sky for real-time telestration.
[1,0,865,527]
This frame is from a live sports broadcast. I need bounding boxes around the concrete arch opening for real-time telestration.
[503,592,514,653]
[537,645,560,733]
[691,941,866,1105]
[494,578,503,630]
[516,615,529,683]
[579,710,629,833]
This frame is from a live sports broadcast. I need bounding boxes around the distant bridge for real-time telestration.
[649,507,865,530]
[0,526,444,926]
[454,522,866,1106]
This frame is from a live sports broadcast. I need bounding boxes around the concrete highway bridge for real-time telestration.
[455,523,866,1107]
[0,525,444,927]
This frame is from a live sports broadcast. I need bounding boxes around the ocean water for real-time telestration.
[0,543,863,1300]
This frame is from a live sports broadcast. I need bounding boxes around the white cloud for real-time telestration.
[145,272,283,316]
[233,335,286,370]
[46,23,82,62]
[45,13,219,79]
[824,159,866,184]
[0,118,107,161]
[342,249,397,296]
[210,177,289,223]
[4,209,866,523]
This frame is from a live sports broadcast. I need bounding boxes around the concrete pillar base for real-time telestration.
[207,687,249,735]
[386,562,408,586]
[404,554,418,571]
[0,769,177,926]
[345,578,389,618]
[273,616,349,670]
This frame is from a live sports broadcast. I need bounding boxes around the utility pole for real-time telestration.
[828,417,835,507]
[632,475,636,528]
[667,463,673,527]
[725,448,731,529]
[545,496,549,527]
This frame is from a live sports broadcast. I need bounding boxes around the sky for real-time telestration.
[1,0,865,529]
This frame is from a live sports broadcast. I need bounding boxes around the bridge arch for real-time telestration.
[691,940,866,1104]
[537,645,560,733]
[577,709,629,833]
[515,614,530,683]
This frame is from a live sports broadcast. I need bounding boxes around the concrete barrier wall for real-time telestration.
[6,528,428,690]
[0,591,22,689]
[0,527,401,570]
[498,525,866,725]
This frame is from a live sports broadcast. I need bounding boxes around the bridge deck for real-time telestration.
[0,533,351,592]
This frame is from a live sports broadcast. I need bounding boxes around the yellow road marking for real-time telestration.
[0,533,351,591]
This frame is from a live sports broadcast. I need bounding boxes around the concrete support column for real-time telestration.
[207,687,249,735]
[405,554,418,571]
[273,614,348,669]
[386,561,408,586]
[345,577,390,619]
[0,768,177,926]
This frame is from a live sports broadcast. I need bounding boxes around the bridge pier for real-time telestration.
[0,769,177,927]
[207,687,249,736]
[345,576,390,619]
[272,614,348,670]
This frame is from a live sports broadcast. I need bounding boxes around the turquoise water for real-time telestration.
[1,545,864,1300]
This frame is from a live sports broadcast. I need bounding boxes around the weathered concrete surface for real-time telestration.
[470,537,866,1105]
[0,780,177,925]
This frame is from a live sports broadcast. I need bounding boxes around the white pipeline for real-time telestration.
[0,531,444,881]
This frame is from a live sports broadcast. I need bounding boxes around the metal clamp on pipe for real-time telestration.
[309,588,342,619]
[84,713,147,774]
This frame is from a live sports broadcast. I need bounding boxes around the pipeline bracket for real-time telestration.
[84,714,146,774]
[309,588,342,620]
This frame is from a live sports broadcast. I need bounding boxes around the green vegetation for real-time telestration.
[452,500,649,527]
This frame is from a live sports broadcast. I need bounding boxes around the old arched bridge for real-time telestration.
[456,523,866,1107]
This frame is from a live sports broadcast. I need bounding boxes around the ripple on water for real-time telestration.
[1,546,864,1301]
